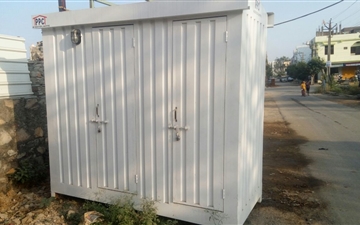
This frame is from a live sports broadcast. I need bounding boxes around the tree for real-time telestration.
[266,57,273,79]
[286,64,297,78]
[285,62,309,81]
[307,57,325,84]
[294,61,309,81]
[273,56,291,77]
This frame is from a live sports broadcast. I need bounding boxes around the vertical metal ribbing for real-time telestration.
[53,30,63,184]
[138,22,146,197]
[92,25,136,193]
[60,27,72,185]
[99,29,108,188]
[120,27,129,191]
[72,32,81,187]
[80,27,91,189]
[150,21,157,200]
[109,28,117,190]
[208,20,215,207]
[194,21,201,205]
[180,22,187,202]
[162,20,169,203]
[173,17,226,211]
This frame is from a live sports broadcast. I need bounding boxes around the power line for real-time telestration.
[274,0,344,26]
[332,0,358,20]
[335,1,360,24]
[348,16,360,26]
[338,8,360,23]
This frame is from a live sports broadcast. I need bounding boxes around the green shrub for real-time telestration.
[330,85,342,94]
[328,84,360,95]
[66,212,82,225]
[348,86,360,95]
[82,198,178,225]
[8,157,47,185]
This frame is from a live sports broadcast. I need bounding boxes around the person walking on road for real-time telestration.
[301,81,306,97]
[306,80,311,96]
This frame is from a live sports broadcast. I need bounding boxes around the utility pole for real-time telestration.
[323,19,337,84]
[58,0,66,12]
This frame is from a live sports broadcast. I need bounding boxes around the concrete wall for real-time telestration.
[0,61,47,192]
[315,33,360,64]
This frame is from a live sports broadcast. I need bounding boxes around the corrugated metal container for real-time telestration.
[0,34,33,97]
[34,1,272,224]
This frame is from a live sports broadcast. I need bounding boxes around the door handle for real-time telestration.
[92,104,108,132]
[174,107,177,122]
[96,104,99,117]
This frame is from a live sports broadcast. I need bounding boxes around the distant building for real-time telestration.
[283,60,291,67]
[310,26,360,79]
[291,45,311,63]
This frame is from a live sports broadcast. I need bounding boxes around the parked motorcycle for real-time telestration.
[337,75,343,84]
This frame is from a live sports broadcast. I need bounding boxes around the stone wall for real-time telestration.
[28,61,45,97]
[0,61,47,192]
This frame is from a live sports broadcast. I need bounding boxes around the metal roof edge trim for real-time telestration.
[32,1,249,29]
[0,34,25,41]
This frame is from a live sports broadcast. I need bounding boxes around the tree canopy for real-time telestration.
[266,57,273,79]
[273,56,291,77]
[307,57,325,78]
[285,57,325,82]
[286,62,309,81]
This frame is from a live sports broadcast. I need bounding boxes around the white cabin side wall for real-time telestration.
[237,8,267,225]
[222,12,242,225]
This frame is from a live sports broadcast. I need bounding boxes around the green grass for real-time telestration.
[71,198,179,225]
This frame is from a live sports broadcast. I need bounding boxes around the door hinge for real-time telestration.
[222,189,225,199]
[225,31,228,43]
[132,38,136,48]
[135,174,139,184]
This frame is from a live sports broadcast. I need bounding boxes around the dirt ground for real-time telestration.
[244,95,332,225]
[245,92,359,225]
[0,93,359,225]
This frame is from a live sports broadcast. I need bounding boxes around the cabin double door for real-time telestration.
[91,16,226,212]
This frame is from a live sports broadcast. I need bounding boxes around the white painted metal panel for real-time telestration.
[92,26,137,193]
[135,20,170,201]
[237,10,266,223]
[172,17,226,211]
[0,34,33,97]
[41,1,269,224]
[43,27,97,191]
[32,1,248,29]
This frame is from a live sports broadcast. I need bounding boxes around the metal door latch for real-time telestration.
[168,125,189,141]
[90,118,108,133]
[90,118,108,124]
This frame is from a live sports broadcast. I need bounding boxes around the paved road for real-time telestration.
[266,83,360,224]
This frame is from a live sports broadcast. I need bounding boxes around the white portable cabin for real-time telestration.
[0,34,33,97]
[34,1,272,224]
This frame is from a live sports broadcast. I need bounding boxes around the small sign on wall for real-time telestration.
[32,15,49,28]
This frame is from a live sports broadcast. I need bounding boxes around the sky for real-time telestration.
[0,0,360,62]
[262,0,360,61]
